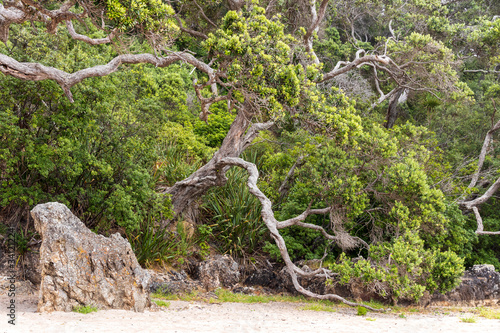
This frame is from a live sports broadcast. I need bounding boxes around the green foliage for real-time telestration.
[72,305,98,314]
[313,27,360,72]
[202,151,267,257]
[330,230,464,303]
[357,306,368,316]
[13,229,36,258]
[152,300,171,307]
[0,23,178,230]
[154,122,215,188]
[258,121,467,301]
[460,316,477,323]
[102,0,179,42]
[126,216,179,267]
[193,101,235,147]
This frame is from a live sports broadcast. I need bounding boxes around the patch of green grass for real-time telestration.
[153,300,171,307]
[398,314,406,319]
[214,289,307,304]
[366,317,376,321]
[357,306,368,316]
[73,305,98,314]
[152,287,395,313]
[460,316,477,323]
[299,304,337,312]
[476,307,500,319]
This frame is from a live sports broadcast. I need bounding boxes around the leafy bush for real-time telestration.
[202,151,268,257]
[0,23,178,230]
[126,216,197,268]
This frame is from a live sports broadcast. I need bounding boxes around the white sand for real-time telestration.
[1,296,500,333]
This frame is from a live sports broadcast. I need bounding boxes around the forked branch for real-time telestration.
[304,0,329,65]
[459,116,500,235]
[216,157,383,311]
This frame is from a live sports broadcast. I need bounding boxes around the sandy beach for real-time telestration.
[1,295,499,333]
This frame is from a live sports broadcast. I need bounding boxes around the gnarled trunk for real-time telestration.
[384,88,406,129]
[165,110,272,218]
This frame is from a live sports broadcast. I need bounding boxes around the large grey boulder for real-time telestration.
[31,202,151,312]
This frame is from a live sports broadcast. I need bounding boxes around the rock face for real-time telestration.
[31,202,151,312]
[194,255,240,290]
[430,264,500,306]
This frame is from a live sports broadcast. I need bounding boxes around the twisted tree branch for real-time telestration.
[0,52,216,102]
[216,157,383,311]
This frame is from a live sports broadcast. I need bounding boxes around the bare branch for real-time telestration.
[227,0,245,11]
[193,0,218,28]
[467,118,500,189]
[459,114,500,234]
[0,52,216,102]
[174,16,209,39]
[461,176,500,210]
[463,69,500,74]
[65,21,115,45]
[472,207,500,235]
[0,4,28,43]
[238,121,274,154]
[320,54,392,82]
[20,0,80,33]
[278,155,305,196]
[216,157,382,311]
[303,0,329,65]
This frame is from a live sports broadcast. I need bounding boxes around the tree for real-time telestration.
[0,0,496,308]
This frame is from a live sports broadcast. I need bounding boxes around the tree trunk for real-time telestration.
[165,109,272,219]
[384,88,405,129]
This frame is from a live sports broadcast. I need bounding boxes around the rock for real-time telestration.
[18,248,42,286]
[148,269,203,295]
[430,264,500,306]
[31,202,151,312]
[0,275,37,296]
[244,268,283,290]
[195,255,240,290]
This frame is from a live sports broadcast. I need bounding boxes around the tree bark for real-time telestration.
[384,88,405,129]
[165,109,273,218]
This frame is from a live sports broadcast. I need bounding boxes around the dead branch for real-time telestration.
[472,206,500,235]
[193,0,218,28]
[174,16,209,39]
[463,69,500,74]
[467,117,500,189]
[459,116,500,234]
[278,155,305,196]
[0,3,28,43]
[461,176,500,210]
[227,0,245,11]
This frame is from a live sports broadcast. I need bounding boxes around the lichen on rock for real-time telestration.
[31,202,151,312]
